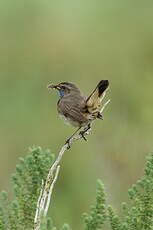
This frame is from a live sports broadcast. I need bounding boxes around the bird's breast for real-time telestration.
[59,114,82,127]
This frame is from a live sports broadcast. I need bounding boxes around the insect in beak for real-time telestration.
[47,84,61,90]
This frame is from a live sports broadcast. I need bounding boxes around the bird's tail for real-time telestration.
[97,80,109,97]
[86,80,109,113]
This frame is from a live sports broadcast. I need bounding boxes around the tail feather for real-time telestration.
[86,80,109,113]
[98,80,109,97]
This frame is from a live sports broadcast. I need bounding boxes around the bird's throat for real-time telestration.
[58,90,65,98]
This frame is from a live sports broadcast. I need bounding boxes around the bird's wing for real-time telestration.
[86,80,109,113]
[58,99,88,125]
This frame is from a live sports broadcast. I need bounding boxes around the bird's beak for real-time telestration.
[47,84,60,90]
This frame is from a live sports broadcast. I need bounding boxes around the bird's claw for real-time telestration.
[65,139,71,149]
[79,131,87,141]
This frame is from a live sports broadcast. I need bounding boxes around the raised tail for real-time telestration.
[86,80,109,114]
[97,80,109,97]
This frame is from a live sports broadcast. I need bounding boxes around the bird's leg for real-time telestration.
[79,124,91,141]
[65,127,81,149]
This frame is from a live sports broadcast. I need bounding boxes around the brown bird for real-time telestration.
[48,80,109,148]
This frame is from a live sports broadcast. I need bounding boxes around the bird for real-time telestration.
[48,80,109,148]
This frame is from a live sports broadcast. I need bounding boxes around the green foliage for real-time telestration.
[40,217,57,230]
[0,146,54,230]
[107,152,153,230]
[60,223,71,230]
[108,206,122,230]
[83,152,153,230]
[120,153,153,230]
[0,191,9,230]
[83,180,107,230]
[0,149,153,230]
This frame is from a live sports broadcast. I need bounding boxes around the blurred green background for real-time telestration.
[0,0,153,229]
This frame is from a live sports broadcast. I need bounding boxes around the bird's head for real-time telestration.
[47,82,80,98]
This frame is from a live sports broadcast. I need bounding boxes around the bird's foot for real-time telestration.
[79,130,87,141]
[79,124,91,141]
[97,112,103,120]
[65,138,71,149]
